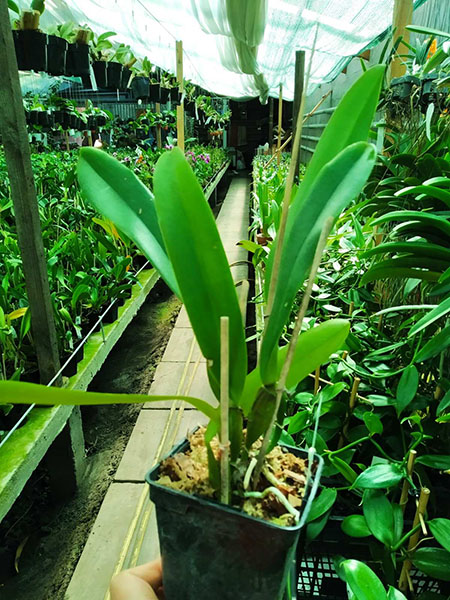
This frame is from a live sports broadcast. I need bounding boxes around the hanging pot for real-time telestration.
[390,75,420,100]
[96,115,107,127]
[132,76,150,100]
[120,67,132,91]
[93,61,108,88]
[46,35,68,76]
[66,43,90,77]
[107,61,123,90]
[421,73,438,108]
[13,30,47,72]
[170,88,181,105]
[185,100,195,114]
[146,435,323,600]
[149,83,160,103]
[37,111,49,127]
[159,87,170,104]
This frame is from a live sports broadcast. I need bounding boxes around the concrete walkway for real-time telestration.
[65,174,250,600]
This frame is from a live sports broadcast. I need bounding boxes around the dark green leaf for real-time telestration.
[363,489,394,546]
[329,455,357,483]
[246,388,276,448]
[416,455,450,470]
[415,325,450,362]
[354,464,403,489]
[409,298,450,337]
[306,508,332,542]
[396,365,419,416]
[428,519,450,553]
[342,559,388,600]
[306,487,337,523]
[363,412,383,435]
[341,514,371,538]
[437,390,450,415]
[412,548,450,581]
[154,149,247,403]
[287,410,310,435]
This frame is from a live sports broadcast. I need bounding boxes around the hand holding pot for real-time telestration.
[110,558,164,600]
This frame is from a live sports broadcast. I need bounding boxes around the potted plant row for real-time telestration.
[0,66,386,599]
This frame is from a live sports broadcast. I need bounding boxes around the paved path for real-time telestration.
[65,174,250,600]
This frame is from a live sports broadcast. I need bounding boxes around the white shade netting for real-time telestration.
[13,0,428,101]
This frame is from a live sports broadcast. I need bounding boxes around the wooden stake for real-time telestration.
[65,130,70,151]
[314,366,320,395]
[390,0,414,81]
[156,101,162,148]
[349,301,354,317]
[268,96,274,150]
[342,350,348,360]
[0,0,61,384]
[399,487,430,592]
[400,449,417,512]
[276,84,283,165]
[220,316,230,505]
[293,50,305,179]
[175,40,185,152]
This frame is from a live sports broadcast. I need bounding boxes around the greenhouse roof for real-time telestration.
[15,0,428,101]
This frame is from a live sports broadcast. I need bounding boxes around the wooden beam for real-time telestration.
[176,40,185,152]
[390,0,414,80]
[0,0,61,384]
[293,50,305,179]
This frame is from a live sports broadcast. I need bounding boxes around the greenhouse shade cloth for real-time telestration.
[12,0,428,101]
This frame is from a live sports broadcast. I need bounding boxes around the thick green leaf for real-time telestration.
[306,487,337,523]
[0,381,219,422]
[415,325,450,362]
[361,265,440,286]
[306,508,332,542]
[396,365,419,416]
[387,587,407,600]
[154,148,247,404]
[406,25,450,39]
[363,489,394,546]
[428,519,450,553]
[437,390,450,415]
[261,143,376,382]
[363,412,383,435]
[245,387,276,449]
[295,65,385,204]
[371,211,450,239]
[412,548,450,581]
[416,455,450,470]
[409,298,450,337]
[342,559,388,600]
[287,410,310,435]
[361,242,450,262]
[395,185,450,208]
[329,455,357,483]
[241,319,349,415]
[8,0,20,14]
[341,514,371,538]
[77,148,178,294]
[353,464,403,489]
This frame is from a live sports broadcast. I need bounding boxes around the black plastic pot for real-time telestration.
[37,111,49,127]
[159,87,170,104]
[107,61,123,90]
[96,115,107,127]
[13,30,47,72]
[132,76,150,100]
[93,61,108,88]
[87,115,98,129]
[46,35,68,76]
[68,113,78,129]
[121,67,132,91]
[185,100,196,114]
[390,75,420,100]
[421,73,438,106]
[147,437,323,600]
[53,110,69,128]
[149,83,160,102]
[66,43,90,77]
[170,88,181,105]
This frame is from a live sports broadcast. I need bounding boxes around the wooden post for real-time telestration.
[293,50,305,179]
[156,101,162,148]
[400,449,417,512]
[276,84,283,165]
[220,316,230,505]
[399,487,430,592]
[0,0,61,384]
[390,0,414,81]
[268,96,274,151]
[176,40,185,152]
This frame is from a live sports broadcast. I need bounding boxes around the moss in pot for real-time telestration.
[0,66,385,599]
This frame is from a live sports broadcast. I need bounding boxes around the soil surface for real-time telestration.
[0,281,180,600]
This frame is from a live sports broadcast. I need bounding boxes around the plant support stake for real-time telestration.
[400,449,417,512]
[220,316,230,505]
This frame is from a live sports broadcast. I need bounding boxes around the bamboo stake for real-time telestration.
[276,84,283,165]
[349,301,354,317]
[65,131,70,151]
[175,40,185,152]
[253,217,333,485]
[263,90,332,171]
[338,377,360,448]
[220,316,230,505]
[390,0,414,81]
[399,487,430,592]
[400,449,417,512]
[342,350,348,360]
